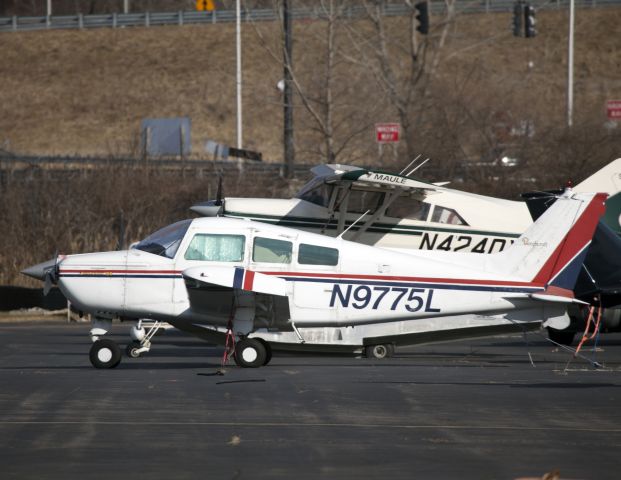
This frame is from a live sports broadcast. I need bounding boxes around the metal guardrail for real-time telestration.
[0,153,314,177]
[1,0,620,33]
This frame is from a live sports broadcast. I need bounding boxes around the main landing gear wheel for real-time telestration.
[125,341,142,358]
[261,340,273,366]
[90,339,122,369]
[365,343,395,359]
[234,338,267,368]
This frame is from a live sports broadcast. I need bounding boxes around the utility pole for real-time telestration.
[567,0,574,127]
[47,0,52,16]
[124,0,129,14]
[283,0,294,178]
[236,0,243,150]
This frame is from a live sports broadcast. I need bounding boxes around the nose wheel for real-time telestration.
[89,339,122,369]
[124,321,164,359]
[125,341,143,358]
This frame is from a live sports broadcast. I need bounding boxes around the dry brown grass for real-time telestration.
[1,7,621,287]
[0,165,298,287]
[0,8,619,163]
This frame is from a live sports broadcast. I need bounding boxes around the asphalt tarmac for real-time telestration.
[0,322,620,480]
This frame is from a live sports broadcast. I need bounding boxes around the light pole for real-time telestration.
[283,0,294,178]
[47,0,52,16]
[567,0,574,127]
[236,0,243,150]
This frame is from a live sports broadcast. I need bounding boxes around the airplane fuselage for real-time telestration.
[57,217,568,333]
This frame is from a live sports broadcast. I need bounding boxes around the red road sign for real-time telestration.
[375,123,400,143]
[607,100,621,120]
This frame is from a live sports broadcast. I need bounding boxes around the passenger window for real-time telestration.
[184,234,245,262]
[385,196,430,221]
[253,237,292,264]
[431,206,467,225]
[298,243,339,266]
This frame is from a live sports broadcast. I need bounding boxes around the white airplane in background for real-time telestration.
[192,159,621,252]
[23,190,606,369]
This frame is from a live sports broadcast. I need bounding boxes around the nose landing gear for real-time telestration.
[87,319,165,368]
[124,320,163,358]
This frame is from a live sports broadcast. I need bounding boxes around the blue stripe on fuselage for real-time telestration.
[233,268,244,289]
[279,276,541,294]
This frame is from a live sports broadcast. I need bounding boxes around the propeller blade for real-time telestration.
[43,272,52,296]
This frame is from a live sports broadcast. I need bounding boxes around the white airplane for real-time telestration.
[23,190,606,369]
[192,159,621,253]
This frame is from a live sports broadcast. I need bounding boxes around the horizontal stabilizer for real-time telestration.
[529,293,588,305]
[183,266,287,296]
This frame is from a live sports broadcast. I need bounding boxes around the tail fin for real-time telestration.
[574,158,621,234]
[574,158,621,195]
[490,191,607,296]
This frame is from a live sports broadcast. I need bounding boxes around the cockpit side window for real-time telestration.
[133,219,192,259]
[430,206,467,226]
[253,237,292,263]
[346,189,383,214]
[184,234,246,262]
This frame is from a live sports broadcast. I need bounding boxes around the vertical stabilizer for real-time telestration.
[489,191,607,296]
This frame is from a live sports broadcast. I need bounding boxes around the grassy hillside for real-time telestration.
[0,7,619,164]
[2,6,621,288]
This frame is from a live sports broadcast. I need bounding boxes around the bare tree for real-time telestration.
[251,0,379,164]
[339,0,458,164]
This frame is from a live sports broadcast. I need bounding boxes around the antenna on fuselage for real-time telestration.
[337,209,370,240]
[398,154,422,175]
[405,157,430,177]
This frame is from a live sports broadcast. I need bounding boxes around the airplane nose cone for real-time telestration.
[21,258,57,281]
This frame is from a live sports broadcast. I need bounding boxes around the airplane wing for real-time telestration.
[182,266,287,296]
[310,164,446,193]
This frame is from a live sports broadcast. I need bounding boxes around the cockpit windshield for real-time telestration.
[133,219,192,259]
[295,178,333,207]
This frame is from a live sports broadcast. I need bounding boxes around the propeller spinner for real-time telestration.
[21,254,60,296]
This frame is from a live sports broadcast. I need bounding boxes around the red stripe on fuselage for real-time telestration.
[60,269,182,274]
[531,193,606,285]
[243,270,255,290]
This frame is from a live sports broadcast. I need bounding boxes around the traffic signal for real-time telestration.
[524,4,536,38]
[512,3,523,37]
[415,1,429,35]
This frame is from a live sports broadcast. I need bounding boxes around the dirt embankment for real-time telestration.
[0,7,619,163]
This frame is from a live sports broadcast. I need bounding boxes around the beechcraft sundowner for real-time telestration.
[23,190,606,369]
